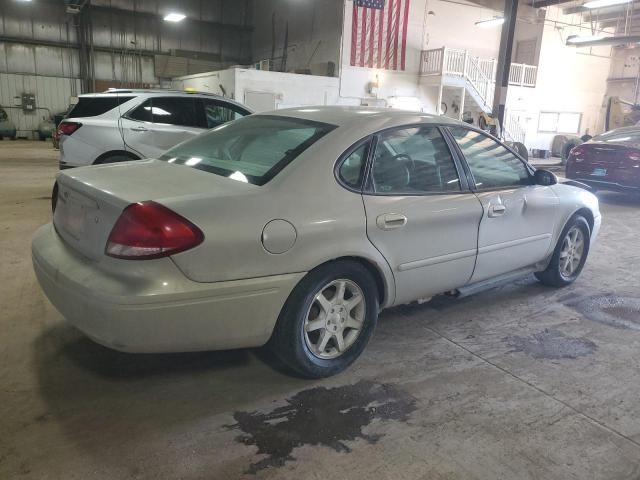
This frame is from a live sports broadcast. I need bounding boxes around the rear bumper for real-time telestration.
[32,224,304,353]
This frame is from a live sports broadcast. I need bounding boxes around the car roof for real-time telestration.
[260,106,463,130]
[79,89,227,100]
[76,89,251,111]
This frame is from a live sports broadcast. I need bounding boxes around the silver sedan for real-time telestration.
[32,107,601,378]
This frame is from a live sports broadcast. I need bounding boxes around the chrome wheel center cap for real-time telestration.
[327,306,347,332]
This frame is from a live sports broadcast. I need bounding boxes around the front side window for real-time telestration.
[450,127,531,190]
[369,126,461,194]
[159,115,336,186]
[200,99,249,128]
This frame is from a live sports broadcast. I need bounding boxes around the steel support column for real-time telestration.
[492,0,519,133]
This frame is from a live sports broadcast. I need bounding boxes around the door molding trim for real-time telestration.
[398,248,477,272]
[478,233,552,255]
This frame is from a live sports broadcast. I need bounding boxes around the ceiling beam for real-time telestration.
[527,0,575,8]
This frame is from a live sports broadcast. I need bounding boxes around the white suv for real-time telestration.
[58,89,251,168]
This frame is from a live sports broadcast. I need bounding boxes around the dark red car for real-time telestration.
[566,127,640,194]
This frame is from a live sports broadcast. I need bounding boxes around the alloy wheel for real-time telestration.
[303,279,366,359]
[559,226,585,279]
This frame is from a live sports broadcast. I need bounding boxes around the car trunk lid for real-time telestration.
[53,159,257,260]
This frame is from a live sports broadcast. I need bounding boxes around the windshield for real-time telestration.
[159,115,336,185]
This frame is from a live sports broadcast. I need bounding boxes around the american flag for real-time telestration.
[350,0,410,70]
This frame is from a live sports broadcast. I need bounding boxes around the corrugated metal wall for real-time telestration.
[0,0,252,137]
[0,74,81,137]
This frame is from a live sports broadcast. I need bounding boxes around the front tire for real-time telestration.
[268,260,379,378]
[535,215,590,287]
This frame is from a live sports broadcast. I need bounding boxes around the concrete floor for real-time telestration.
[2,140,640,480]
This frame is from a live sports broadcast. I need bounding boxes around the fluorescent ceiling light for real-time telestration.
[583,0,631,8]
[475,17,505,28]
[566,34,605,44]
[566,34,640,46]
[164,12,186,22]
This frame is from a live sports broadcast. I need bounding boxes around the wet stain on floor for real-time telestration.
[504,329,597,360]
[566,294,640,330]
[227,380,417,474]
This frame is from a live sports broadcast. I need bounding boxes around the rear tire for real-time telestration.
[535,215,590,287]
[93,152,138,165]
[268,260,379,378]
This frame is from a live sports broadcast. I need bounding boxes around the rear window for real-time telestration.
[592,129,640,145]
[159,115,336,186]
[67,95,136,118]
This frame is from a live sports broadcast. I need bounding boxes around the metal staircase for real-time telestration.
[420,47,536,144]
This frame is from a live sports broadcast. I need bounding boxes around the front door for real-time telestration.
[361,126,484,306]
[447,126,560,283]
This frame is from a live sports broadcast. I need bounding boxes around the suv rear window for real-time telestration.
[159,115,336,186]
[67,96,136,118]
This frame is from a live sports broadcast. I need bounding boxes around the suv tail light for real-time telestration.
[57,121,82,136]
[106,201,204,260]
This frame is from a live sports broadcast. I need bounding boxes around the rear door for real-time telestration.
[359,125,483,305]
[119,99,155,157]
[120,97,203,159]
[447,126,560,283]
[147,97,203,154]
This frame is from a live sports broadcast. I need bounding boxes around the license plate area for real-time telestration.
[592,167,607,177]
[54,188,98,241]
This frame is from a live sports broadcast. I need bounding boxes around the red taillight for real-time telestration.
[105,201,204,260]
[628,151,640,161]
[570,146,584,157]
[57,121,82,137]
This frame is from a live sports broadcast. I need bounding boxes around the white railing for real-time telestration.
[504,112,526,144]
[465,55,494,111]
[443,48,466,76]
[522,65,537,87]
[420,48,537,88]
[509,63,537,87]
[420,48,444,75]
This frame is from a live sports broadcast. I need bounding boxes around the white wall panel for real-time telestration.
[0,73,81,137]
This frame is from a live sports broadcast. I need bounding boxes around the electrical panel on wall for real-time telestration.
[21,93,36,114]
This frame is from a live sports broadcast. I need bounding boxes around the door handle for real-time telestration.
[130,126,148,132]
[376,213,408,230]
[488,204,506,217]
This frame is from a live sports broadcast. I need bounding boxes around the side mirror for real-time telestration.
[534,169,557,186]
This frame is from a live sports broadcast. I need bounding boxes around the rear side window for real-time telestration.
[159,115,336,186]
[150,97,199,127]
[369,126,461,194]
[67,96,136,118]
[126,97,199,127]
[127,100,152,122]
